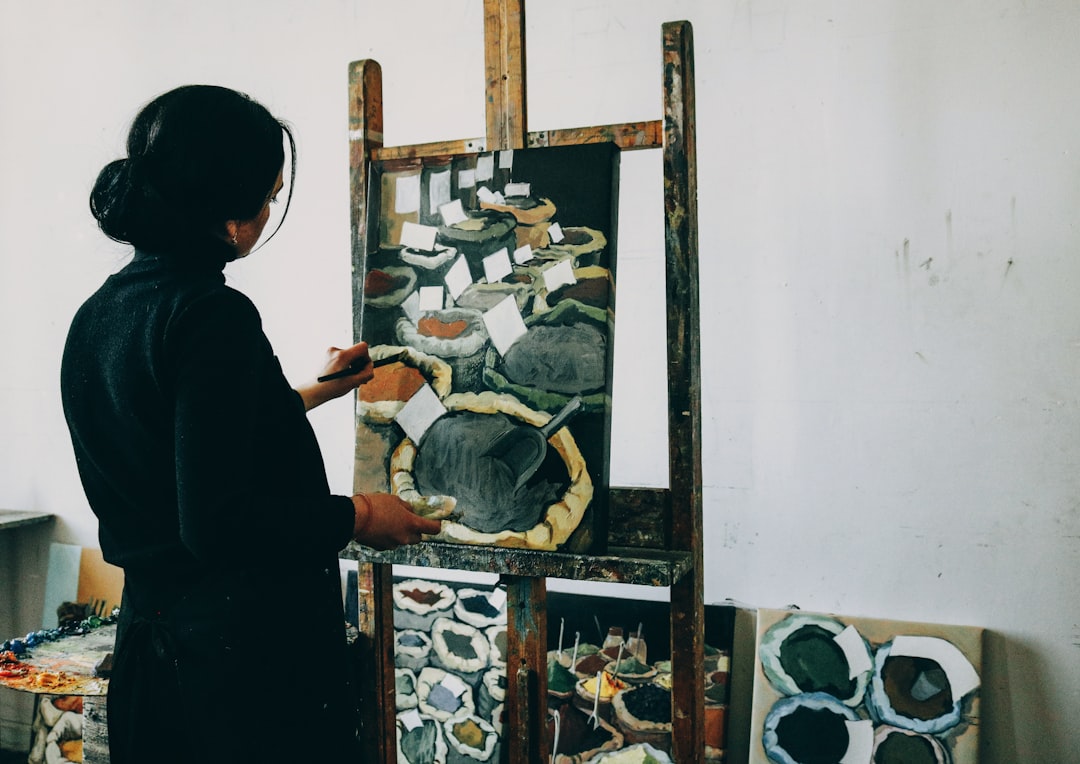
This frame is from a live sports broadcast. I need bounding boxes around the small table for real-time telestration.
[0,509,53,532]
[1,623,115,762]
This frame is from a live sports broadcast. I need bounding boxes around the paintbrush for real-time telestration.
[317,351,406,383]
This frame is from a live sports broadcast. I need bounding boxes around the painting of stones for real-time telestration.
[391,580,735,763]
[747,608,983,764]
[354,143,620,553]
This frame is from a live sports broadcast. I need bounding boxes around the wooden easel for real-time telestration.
[341,3,701,761]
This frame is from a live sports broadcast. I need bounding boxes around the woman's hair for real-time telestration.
[90,85,295,260]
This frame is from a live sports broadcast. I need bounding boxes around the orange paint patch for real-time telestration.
[359,363,426,403]
[418,316,468,339]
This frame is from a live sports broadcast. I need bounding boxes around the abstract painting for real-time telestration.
[747,608,982,764]
[353,143,620,553]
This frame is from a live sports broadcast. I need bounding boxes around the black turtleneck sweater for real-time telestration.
[61,250,361,757]
[61,250,354,596]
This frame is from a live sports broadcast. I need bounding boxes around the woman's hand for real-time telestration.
[295,342,373,411]
[352,493,443,550]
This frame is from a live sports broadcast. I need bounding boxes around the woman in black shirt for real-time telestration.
[61,85,442,763]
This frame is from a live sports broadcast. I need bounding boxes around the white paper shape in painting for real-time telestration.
[395,174,421,214]
[476,153,495,182]
[401,290,421,324]
[543,259,577,293]
[513,243,533,265]
[504,182,530,198]
[483,248,513,284]
[483,294,528,356]
[394,383,447,445]
[400,221,438,251]
[429,170,451,210]
[418,286,444,312]
[444,256,473,301]
[439,198,468,226]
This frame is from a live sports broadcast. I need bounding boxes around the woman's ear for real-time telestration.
[223,219,240,246]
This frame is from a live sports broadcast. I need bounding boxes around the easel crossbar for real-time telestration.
[369,120,662,161]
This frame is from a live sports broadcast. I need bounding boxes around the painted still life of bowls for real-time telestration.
[483,299,611,415]
[390,391,593,550]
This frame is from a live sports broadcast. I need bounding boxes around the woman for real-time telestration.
[60,85,442,762]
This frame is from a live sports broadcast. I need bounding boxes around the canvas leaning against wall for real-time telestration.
[353,143,620,554]
[747,608,983,764]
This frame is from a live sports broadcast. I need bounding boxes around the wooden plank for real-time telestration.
[373,137,488,161]
[349,58,384,343]
[370,120,662,161]
[83,695,109,763]
[661,20,706,764]
[346,58,398,764]
[340,541,693,587]
[483,5,535,761]
[484,0,527,151]
[527,121,663,151]
[368,563,397,762]
[504,575,548,764]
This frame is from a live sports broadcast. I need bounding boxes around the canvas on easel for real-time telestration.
[353,142,620,554]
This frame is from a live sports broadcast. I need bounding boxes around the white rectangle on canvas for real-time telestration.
[476,153,495,181]
[543,259,577,293]
[458,168,476,189]
[444,255,473,300]
[441,673,470,698]
[400,709,423,731]
[839,720,874,764]
[504,182,530,198]
[429,170,451,210]
[548,221,565,243]
[418,286,444,312]
[483,248,513,283]
[439,198,468,226]
[498,149,514,169]
[513,243,533,264]
[394,383,447,445]
[394,174,421,214]
[834,625,873,679]
[483,294,528,356]
[400,290,421,324]
[399,220,438,251]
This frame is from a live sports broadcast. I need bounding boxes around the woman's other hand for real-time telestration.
[351,493,443,550]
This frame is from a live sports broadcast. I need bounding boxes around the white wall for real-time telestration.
[2,1,1077,760]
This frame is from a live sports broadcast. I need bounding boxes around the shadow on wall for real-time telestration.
[980,630,1023,763]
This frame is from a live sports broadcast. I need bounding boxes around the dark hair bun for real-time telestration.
[89,85,293,259]
[90,157,170,246]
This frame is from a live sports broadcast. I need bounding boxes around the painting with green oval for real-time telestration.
[748,608,983,764]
